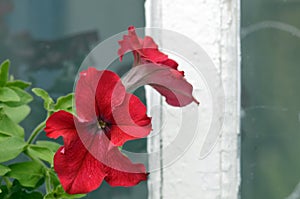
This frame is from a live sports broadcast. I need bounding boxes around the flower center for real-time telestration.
[98,119,107,129]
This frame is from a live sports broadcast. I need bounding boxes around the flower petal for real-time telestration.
[141,48,169,63]
[105,167,148,187]
[160,59,184,76]
[109,93,151,146]
[122,64,199,107]
[118,26,142,61]
[46,68,150,194]
[73,118,148,190]
[160,58,179,70]
[45,110,78,146]
[141,36,158,49]
[53,141,107,194]
[75,68,125,122]
[141,36,168,63]
[45,111,107,194]
[75,125,147,189]
[95,71,126,121]
[118,26,168,63]
[104,147,148,186]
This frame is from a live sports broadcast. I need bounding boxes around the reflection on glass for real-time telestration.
[241,0,300,199]
[0,0,147,198]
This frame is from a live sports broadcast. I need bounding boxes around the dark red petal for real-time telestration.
[141,48,169,63]
[140,34,169,63]
[45,88,149,194]
[150,69,199,106]
[118,35,134,61]
[45,111,106,194]
[139,33,169,63]
[75,68,100,121]
[160,58,179,69]
[118,26,142,61]
[123,64,199,107]
[142,36,158,49]
[127,26,142,50]
[53,136,107,194]
[109,93,152,146]
[95,70,126,121]
[45,111,78,146]
[151,84,196,106]
[160,59,185,75]
[105,166,148,187]
[118,26,169,64]
[104,147,148,187]
[77,126,148,188]
[75,68,125,122]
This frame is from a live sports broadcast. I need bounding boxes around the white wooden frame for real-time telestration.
[145,0,241,198]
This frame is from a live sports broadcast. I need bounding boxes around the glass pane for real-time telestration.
[241,0,300,198]
[0,0,147,198]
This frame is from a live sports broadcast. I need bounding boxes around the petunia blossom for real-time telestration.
[122,63,198,107]
[118,26,181,72]
[44,68,151,194]
[118,26,199,107]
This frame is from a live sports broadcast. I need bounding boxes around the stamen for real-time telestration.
[98,120,107,129]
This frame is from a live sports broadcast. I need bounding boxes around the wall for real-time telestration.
[145,0,240,198]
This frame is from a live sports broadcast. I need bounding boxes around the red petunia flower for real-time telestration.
[118,26,199,107]
[45,68,151,194]
[118,26,180,72]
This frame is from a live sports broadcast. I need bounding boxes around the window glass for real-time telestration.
[0,0,147,198]
[241,0,300,198]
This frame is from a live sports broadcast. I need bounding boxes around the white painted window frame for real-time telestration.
[145,0,241,199]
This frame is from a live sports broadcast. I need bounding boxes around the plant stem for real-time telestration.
[27,120,46,144]
[25,148,53,194]
[3,177,12,189]
[45,170,52,194]
[24,151,48,169]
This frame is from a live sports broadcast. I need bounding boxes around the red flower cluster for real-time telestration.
[118,26,180,72]
[118,26,199,107]
[45,26,199,195]
[45,69,151,194]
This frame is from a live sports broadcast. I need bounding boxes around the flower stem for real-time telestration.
[45,170,52,194]
[3,177,12,189]
[27,120,46,144]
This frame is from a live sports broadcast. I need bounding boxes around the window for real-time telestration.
[241,0,300,198]
[1,0,147,198]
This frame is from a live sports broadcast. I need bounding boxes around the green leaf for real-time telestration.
[0,87,20,102]
[36,141,61,152]
[54,93,74,112]
[0,60,10,87]
[10,191,43,199]
[26,141,60,166]
[0,134,26,162]
[6,80,31,89]
[0,185,8,198]
[0,180,43,199]
[0,164,11,176]
[7,161,45,188]
[48,168,60,188]
[4,87,33,107]
[0,108,24,137]
[26,145,55,165]
[3,105,30,124]
[45,185,86,199]
[32,88,54,111]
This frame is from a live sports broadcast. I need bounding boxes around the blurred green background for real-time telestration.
[0,0,147,198]
[241,0,300,198]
